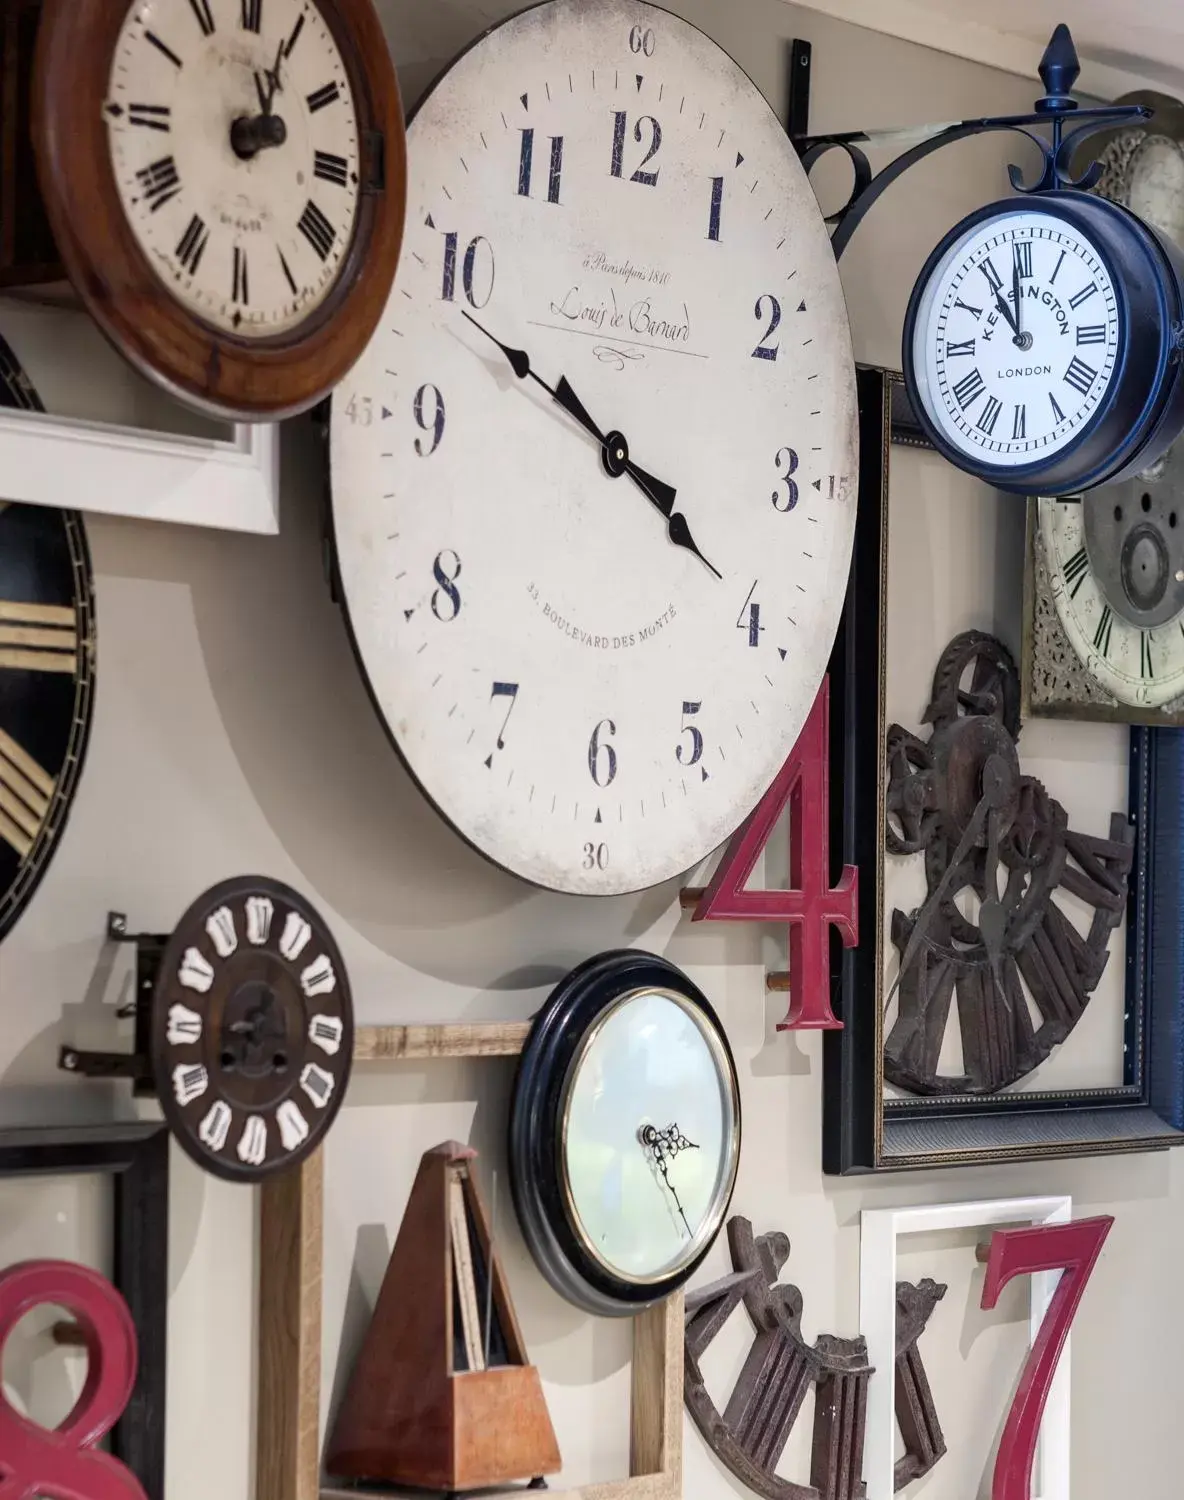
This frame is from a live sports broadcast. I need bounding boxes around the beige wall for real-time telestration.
[1,2,1178,1497]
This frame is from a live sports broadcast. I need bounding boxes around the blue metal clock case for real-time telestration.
[902,190,1184,496]
[508,948,740,1318]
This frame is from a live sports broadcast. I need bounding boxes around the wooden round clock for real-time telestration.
[31,0,407,421]
[329,0,858,896]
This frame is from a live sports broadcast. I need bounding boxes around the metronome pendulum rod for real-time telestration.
[484,1168,498,1369]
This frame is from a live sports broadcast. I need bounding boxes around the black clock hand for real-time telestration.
[1011,258,1024,348]
[462,311,722,579]
[237,42,288,158]
[640,1125,698,1238]
[994,289,1020,339]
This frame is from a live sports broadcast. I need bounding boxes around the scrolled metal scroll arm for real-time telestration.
[796,23,1151,262]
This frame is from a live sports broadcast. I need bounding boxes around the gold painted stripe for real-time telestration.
[0,780,41,840]
[0,728,54,798]
[0,600,76,626]
[0,805,31,859]
[0,648,76,673]
[0,625,77,652]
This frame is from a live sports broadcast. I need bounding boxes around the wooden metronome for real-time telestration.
[325,1140,562,1493]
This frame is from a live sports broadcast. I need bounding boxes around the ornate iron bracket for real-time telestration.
[791,23,1151,261]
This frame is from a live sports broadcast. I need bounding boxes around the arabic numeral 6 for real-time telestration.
[629,23,655,54]
[583,842,609,870]
[588,718,618,787]
[344,394,372,426]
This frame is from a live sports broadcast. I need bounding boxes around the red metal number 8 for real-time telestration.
[0,1260,146,1500]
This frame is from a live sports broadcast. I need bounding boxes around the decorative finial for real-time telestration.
[1035,23,1081,113]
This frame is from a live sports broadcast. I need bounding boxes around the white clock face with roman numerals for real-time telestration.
[911,209,1121,466]
[330,0,857,896]
[104,0,361,338]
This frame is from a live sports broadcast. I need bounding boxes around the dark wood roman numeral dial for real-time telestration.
[884,631,1132,1095]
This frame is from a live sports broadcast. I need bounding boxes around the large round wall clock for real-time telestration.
[329,0,858,896]
[903,191,1184,496]
[509,949,740,1316]
[31,0,407,421]
[0,334,96,946]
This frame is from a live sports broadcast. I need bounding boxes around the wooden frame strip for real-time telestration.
[257,1023,683,1500]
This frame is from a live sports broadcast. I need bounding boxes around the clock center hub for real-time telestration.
[600,431,630,479]
[218,979,293,1093]
[1084,470,1184,626]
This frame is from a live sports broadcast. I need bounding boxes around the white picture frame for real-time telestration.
[860,1194,1072,1500]
[0,406,280,534]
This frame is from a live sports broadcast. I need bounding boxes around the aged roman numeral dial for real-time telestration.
[329,0,858,895]
[103,0,360,336]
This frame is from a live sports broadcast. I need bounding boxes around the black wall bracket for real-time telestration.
[58,910,164,1093]
[787,23,1149,262]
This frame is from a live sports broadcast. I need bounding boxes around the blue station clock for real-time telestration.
[903,190,1184,496]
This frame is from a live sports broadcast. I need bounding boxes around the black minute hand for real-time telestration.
[462,310,721,579]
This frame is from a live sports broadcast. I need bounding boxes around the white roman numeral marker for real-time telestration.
[198,1100,232,1152]
[172,1063,209,1106]
[167,1003,203,1044]
[178,947,215,993]
[308,1014,344,1055]
[245,895,274,945]
[300,1063,335,1108]
[206,905,237,958]
[0,727,53,859]
[277,1100,310,1151]
[300,954,336,997]
[279,912,311,961]
[237,1116,267,1166]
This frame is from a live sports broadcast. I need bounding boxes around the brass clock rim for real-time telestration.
[556,982,741,1288]
[31,0,407,422]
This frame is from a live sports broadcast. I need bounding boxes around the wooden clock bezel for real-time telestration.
[257,1022,683,1500]
[30,0,407,422]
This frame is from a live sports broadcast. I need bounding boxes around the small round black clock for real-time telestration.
[904,190,1184,495]
[509,950,740,1317]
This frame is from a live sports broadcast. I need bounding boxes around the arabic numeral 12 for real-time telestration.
[610,112,662,186]
[441,232,495,308]
[583,842,609,870]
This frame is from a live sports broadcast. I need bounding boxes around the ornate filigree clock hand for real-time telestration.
[639,1123,698,1238]
[462,311,721,578]
[237,42,289,158]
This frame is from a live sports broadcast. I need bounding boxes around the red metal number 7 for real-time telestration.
[980,1215,1113,1500]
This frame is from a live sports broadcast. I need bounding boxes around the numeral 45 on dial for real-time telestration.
[680,679,858,1029]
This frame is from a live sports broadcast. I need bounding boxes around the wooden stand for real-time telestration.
[325,1140,561,1493]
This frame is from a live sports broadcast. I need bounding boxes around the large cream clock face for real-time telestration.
[330,0,858,895]
[105,0,361,338]
[1041,482,1184,707]
[912,209,1121,467]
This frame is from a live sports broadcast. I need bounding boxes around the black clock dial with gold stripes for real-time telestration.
[0,334,97,943]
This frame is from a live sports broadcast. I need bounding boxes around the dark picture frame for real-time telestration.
[0,1121,170,1494]
[822,366,1184,1171]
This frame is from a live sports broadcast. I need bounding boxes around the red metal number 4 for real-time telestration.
[683,679,858,1030]
[981,1215,1113,1500]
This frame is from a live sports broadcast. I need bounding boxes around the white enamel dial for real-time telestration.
[561,988,736,1282]
[105,0,361,337]
[1041,494,1184,706]
[912,209,1121,467]
[331,0,857,895]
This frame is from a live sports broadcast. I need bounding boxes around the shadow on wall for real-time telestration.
[94,417,679,993]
